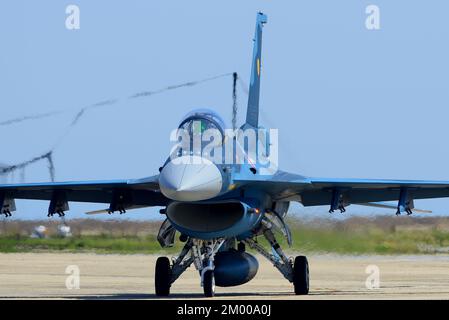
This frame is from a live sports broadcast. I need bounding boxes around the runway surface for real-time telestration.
[1,253,449,299]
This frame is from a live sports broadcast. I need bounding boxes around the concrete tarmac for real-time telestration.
[1,253,449,299]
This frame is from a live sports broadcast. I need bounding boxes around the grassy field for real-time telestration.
[0,234,181,254]
[2,216,449,254]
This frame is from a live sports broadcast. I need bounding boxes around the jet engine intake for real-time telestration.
[166,201,263,239]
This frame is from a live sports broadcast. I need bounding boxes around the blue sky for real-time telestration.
[1,1,449,220]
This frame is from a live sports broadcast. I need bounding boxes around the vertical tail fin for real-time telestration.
[245,12,267,128]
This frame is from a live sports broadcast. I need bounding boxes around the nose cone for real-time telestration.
[159,156,223,201]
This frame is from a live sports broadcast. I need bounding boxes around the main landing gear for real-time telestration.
[293,256,309,295]
[154,223,308,297]
[155,257,171,296]
[245,225,310,295]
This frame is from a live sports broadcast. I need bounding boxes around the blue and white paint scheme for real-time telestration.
[1,12,448,297]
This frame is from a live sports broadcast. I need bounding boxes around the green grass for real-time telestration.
[0,234,182,254]
[283,226,449,254]
[2,226,449,254]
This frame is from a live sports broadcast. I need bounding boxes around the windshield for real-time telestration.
[179,109,226,132]
[176,109,226,159]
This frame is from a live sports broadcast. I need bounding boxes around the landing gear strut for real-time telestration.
[245,226,310,295]
[192,239,225,297]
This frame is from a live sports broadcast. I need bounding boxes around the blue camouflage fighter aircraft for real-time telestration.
[1,12,448,297]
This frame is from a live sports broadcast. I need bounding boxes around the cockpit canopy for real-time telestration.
[178,109,227,137]
[173,109,227,159]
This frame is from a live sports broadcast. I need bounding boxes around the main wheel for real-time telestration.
[293,255,309,295]
[203,270,215,297]
[155,256,171,296]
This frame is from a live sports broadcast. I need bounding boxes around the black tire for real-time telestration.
[293,256,309,295]
[155,256,171,296]
[203,270,215,297]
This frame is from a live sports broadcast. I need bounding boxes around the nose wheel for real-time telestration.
[293,256,309,295]
[203,270,215,297]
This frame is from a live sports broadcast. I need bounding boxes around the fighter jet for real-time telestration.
[1,12,449,297]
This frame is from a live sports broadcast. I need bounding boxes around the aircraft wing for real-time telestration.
[0,175,168,216]
[301,177,449,207]
[234,171,449,211]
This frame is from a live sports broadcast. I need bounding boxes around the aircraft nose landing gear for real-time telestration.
[194,239,225,297]
[202,269,215,297]
[200,259,216,297]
